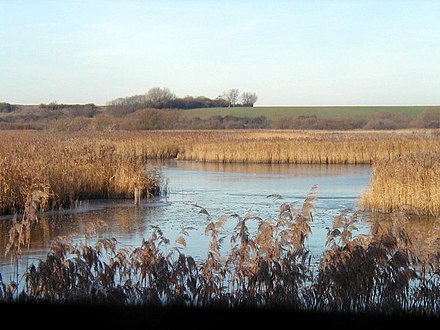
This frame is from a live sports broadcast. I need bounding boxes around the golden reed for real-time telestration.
[359,151,440,216]
[1,129,439,215]
[0,130,165,215]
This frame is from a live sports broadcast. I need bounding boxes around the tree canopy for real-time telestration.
[107,87,258,113]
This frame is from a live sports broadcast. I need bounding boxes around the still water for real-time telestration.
[0,160,372,281]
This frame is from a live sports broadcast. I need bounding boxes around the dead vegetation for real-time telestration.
[1,129,439,216]
[359,151,440,216]
[1,188,439,317]
[0,131,165,216]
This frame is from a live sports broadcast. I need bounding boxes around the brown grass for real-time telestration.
[1,189,439,316]
[173,129,440,164]
[0,131,165,215]
[359,152,440,216]
[1,129,440,216]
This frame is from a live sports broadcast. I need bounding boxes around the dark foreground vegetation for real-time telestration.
[1,188,439,327]
[1,101,439,131]
[1,302,437,329]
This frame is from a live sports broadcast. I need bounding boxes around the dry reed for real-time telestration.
[1,188,439,317]
[1,128,440,215]
[0,131,165,215]
[359,152,440,216]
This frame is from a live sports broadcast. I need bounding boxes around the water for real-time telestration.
[0,160,373,282]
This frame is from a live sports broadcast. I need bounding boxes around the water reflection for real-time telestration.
[167,160,369,177]
[365,212,440,262]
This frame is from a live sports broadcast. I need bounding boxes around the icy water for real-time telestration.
[0,160,372,281]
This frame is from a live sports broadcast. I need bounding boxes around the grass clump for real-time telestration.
[0,131,165,215]
[360,152,440,216]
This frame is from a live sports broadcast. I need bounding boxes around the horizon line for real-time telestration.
[5,103,440,107]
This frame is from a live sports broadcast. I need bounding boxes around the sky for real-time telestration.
[1,0,440,106]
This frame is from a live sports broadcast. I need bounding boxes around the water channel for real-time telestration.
[0,160,373,282]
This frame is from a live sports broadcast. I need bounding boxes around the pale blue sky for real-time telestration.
[1,0,440,105]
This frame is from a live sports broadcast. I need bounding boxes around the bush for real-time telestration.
[270,115,365,130]
[0,102,14,113]
[411,109,440,128]
[363,112,411,130]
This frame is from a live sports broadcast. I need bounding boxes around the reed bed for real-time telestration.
[359,152,440,216]
[1,129,440,215]
[1,189,439,317]
[0,131,165,215]
[175,129,440,164]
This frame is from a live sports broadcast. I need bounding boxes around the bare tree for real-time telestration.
[241,92,258,107]
[145,87,176,108]
[223,88,240,107]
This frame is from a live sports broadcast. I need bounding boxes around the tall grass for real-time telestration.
[0,131,165,215]
[1,188,439,317]
[177,130,440,164]
[1,129,440,216]
[359,152,440,216]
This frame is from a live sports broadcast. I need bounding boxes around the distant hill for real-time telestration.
[1,103,439,130]
[181,105,439,120]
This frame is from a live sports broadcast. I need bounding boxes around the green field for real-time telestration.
[181,105,439,120]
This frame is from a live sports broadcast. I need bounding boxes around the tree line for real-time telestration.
[106,87,258,114]
[1,100,439,131]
